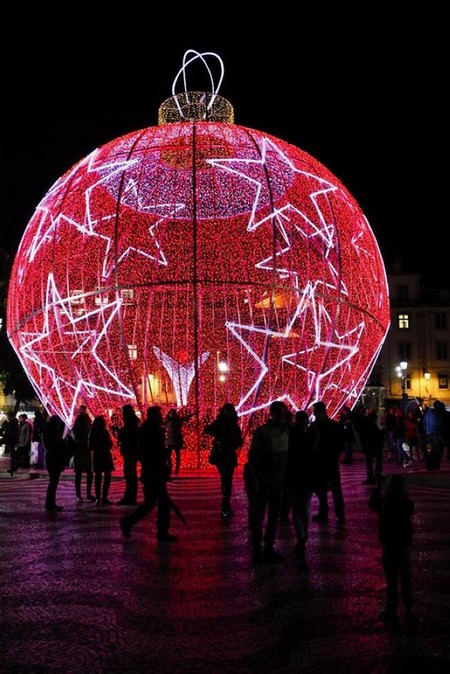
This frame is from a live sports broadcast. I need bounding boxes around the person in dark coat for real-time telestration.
[32,408,47,468]
[17,413,33,469]
[352,408,385,484]
[368,473,417,627]
[72,405,95,503]
[117,404,140,505]
[339,405,355,465]
[311,400,346,524]
[247,400,290,564]
[88,415,115,506]
[119,406,177,543]
[425,400,447,470]
[4,411,19,473]
[285,410,320,567]
[204,402,243,518]
[42,414,67,512]
[165,408,191,475]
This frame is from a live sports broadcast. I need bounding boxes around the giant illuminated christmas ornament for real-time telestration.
[7,50,390,465]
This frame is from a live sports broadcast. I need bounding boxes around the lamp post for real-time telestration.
[395,360,408,399]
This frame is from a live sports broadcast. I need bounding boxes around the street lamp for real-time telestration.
[423,368,431,381]
[395,360,408,397]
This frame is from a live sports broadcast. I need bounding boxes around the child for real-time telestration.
[368,473,418,627]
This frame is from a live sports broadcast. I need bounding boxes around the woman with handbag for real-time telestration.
[204,402,243,518]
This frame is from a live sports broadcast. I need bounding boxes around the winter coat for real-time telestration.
[248,419,289,485]
[138,420,168,483]
[204,417,243,468]
[89,426,115,473]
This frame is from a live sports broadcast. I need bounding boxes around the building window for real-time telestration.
[95,293,109,306]
[397,284,409,301]
[128,344,138,360]
[398,313,409,329]
[436,341,448,361]
[121,289,135,305]
[405,375,411,390]
[70,290,85,316]
[399,342,411,361]
[438,373,448,389]
[435,312,447,330]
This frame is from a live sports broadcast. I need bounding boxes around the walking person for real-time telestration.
[247,400,290,564]
[285,410,320,567]
[119,406,177,543]
[72,404,95,503]
[368,473,418,629]
[42,414,67,512]
[204,402,243,518]
[311,400,346,524]
[88,415,115,506]
[117,403,140,505]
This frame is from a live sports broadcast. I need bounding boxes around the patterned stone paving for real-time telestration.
[0,457,449,673]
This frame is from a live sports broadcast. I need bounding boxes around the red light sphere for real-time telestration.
[7,80,390,465]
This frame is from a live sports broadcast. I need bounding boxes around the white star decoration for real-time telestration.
[18,273,134,425]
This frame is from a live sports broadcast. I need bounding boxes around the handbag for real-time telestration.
[208,439,222,465]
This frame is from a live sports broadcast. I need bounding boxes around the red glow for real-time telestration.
[7,120,390,465]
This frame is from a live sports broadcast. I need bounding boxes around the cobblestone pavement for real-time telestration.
[0,455,449,673]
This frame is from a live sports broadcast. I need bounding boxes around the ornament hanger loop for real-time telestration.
[172,50,225,120]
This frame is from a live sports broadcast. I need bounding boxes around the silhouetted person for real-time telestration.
[42,414,67,512]
[72,405,94,503]
[352,408,384,484]
[368,473,418,629]
[117,404,140,505]
[4,411,19,474]
[285,410,320,567]
[17,413,33,469]
[425,400,447,470]
[204,402,243,518]
[339,405,355,465]
[166,408,191,475]
[311,400,346,524]
[32,408,47,468]
[88,415,115,506]
[248,400,290,564]
[119,406,177,543]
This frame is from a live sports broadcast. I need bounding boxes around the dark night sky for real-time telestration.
[2,7,445,286]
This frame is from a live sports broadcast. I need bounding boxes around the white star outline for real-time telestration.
[19,148,188,282]
[210,135,374,415]
[17,273,135,425]
[99,172,187,278]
